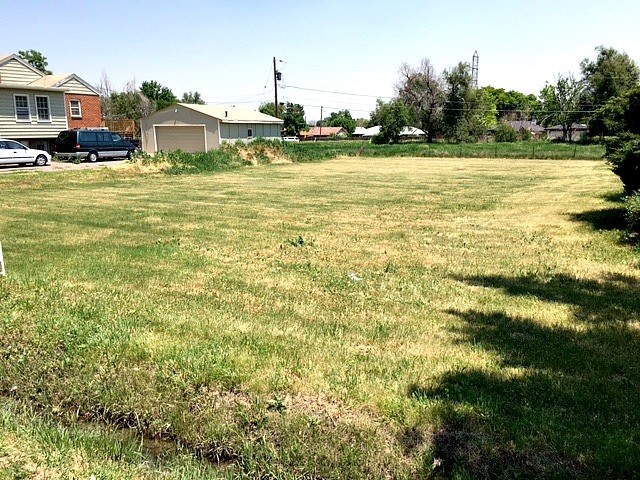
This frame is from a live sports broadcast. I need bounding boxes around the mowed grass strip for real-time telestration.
[0,156,638,478]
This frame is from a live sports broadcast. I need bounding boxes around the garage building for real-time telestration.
[140,103,283,154]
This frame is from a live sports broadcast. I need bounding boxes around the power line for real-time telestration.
[284,85,394,100]
[278,59,387,75]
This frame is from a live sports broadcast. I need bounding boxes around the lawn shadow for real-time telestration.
[569,207,628,231]
[570,190,629,234]
[410,273,640,479]
[601,190,628,203]
[457,272,639,325]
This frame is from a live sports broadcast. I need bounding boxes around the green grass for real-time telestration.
[283,140,605,161]
[0,155,638,478]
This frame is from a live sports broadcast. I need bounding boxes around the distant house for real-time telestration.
[353,126,368,137]
[140,103,283,154]
[301,126,347,140]
[358,126,380,138]
[505,120,546,139]
[545,123,589,141]
[400,126,426,139]
[350,125,426,139]
[0,53,100,152]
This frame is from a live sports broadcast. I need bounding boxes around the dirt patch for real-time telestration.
[237,146,291,165]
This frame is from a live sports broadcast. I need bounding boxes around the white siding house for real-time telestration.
[0,54,69,151]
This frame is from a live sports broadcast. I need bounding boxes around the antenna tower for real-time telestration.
[471,50,479,88]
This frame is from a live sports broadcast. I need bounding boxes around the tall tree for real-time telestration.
[370,99,409,144]
[98,74,153,120]
[580,47,640,137]
[181,91,205,105]
[395,59,445,143]
[325,109,356,134]
[593,85,640,137]
[282,102,306,136]
[140,80,178,111]
[442,62,475,141]
[259,101,282,119]
[539,73,585,141]
[581,46,640,109]
[482,86,540,120]
[467,88,498,138]
[596,85,640,194]
[18,49,52,75]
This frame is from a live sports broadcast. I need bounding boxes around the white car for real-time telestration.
[0,139,51,167]
[281,136,300,142]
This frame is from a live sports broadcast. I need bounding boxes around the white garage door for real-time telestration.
[155,125,206,153]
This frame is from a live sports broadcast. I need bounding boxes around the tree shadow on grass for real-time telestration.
[458,272,640,325]
[569,207,628,231]
[601,190,628,203]
[411,273,640,479]
[569,190,629,233]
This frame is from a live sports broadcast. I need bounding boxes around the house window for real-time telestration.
[69,99,82,117]
[247,128,253,138]
[35,96,51,122]
[13,94,30,122]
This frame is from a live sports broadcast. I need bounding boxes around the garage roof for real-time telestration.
[178,103,283,124]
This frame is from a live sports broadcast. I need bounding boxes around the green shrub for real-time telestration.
[626,192,640,237]
[370,134,388,145]
[494,123,519,143]
[604,133,640,194]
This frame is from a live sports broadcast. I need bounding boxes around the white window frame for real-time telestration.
[69,99,82,118]
[13,94,31,122]
[35,95,51,122]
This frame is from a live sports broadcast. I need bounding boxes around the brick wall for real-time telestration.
[65,94,102,129]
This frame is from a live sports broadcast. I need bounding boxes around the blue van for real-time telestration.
[54,129,136,162]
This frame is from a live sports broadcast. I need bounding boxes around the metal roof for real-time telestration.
[177,103,283,124]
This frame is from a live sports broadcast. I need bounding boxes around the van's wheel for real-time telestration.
[87,152,98,162]
[34,155,47,166]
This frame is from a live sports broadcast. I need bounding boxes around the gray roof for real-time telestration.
[507,120,545,133]
[546,123,588,131]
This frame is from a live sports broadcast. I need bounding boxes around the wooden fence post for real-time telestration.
[0,242,6,276]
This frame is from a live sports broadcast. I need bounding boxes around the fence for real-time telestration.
[101,119,138,139]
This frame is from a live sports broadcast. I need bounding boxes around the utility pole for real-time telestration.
[319,106,323,140]
[273,57,281,117]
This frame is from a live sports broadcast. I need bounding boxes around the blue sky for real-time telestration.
[4,0,639,121]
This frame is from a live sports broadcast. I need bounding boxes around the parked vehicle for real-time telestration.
[281,136,300,142]
[54,129,136,162]
[0,139,50,166]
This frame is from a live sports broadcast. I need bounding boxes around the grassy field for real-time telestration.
[0,155,638,479]
[282,140,605,162]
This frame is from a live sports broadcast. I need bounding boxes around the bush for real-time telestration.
[605,133,640,195]
[494,123,519,143]
[370,134,388,145]
[626,192,640,238]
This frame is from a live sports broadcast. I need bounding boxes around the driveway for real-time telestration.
[0,159,129,174]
